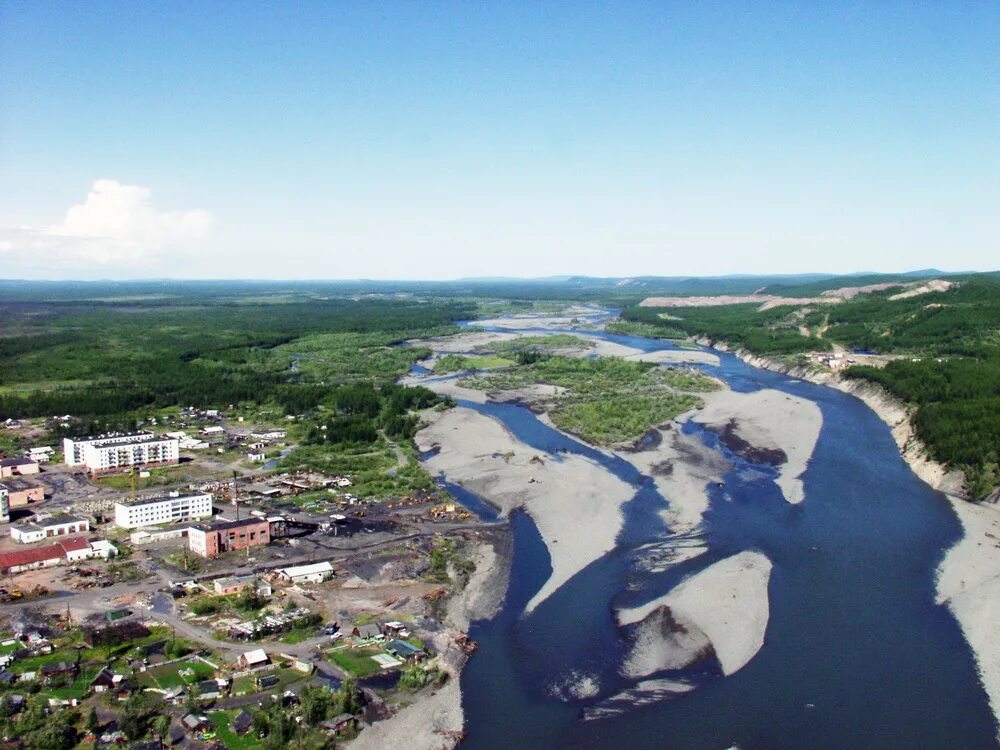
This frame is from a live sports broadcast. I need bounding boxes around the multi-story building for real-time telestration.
[113,493,213,529]
[63,432,179,475]
[10,514,90,544]
[189,518,271,559]
[0,487,8,524]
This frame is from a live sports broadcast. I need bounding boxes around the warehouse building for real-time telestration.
[10,514,90,544]
[278,561,334,584]
[114,493,213,529]
[0,538,117,574]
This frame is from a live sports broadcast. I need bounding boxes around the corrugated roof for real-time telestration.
[280,561,333,578]
[193,517,268,533]
[242,649,269,665]
[58,538,92,553]
[0,544,65,568]
[0,457,36,467]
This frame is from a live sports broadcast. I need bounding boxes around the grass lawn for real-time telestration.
[231,675,257,695]
[7,648,80,674]
[92,467,178,490]
[130,671,158,688]
[328,647,382,678]
[433,353,515,373]
[39,673,91,700]
[270,667,309,689]
[279,628,314,644]
[145,658,215,689]
[208,711,261,750]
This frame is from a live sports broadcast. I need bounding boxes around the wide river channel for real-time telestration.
[421,312,997,749]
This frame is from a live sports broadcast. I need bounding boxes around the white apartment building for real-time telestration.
[63,432,179,474]
[10,514,90,544]
[114,492,213,529]
[0,488,8,524]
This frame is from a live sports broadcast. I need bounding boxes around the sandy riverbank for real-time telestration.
[699,339,1000,734]
[446,534,513,632]
[623,348,721,366]
[694,388,823,505]
[410,330,520,352]
[403,374,488,403]
[473,307,605,330]
[348,679,464,750]
[416,406,634,614]
[617,550,773,676]
[935,498,1000,741]
[349,533,512,750]
[708,342,967,499]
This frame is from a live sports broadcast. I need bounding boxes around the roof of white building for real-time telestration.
[280,561,334,579]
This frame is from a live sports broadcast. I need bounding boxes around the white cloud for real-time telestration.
[0,179,212,269]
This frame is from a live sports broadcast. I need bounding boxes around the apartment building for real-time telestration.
[63,432,179,475]
[114,493,213,529]
[189,517,270,559]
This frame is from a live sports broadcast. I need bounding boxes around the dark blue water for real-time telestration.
[419,321,997,748]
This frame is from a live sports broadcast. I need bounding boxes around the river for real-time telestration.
[419,316,998,748]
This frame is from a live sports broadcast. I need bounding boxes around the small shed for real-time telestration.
[352,622,383,641]
[386,639,427,663]
[90,667,116,692]
[257,673,279,689]
[320,714,356,735]
[181,713,211,733]
[239,648,270,669]
[232,709,254,735]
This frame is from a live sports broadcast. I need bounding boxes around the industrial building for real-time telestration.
[0,457,40,478]
[9,514,90,544]
[189,517,271,558]
[213,574,272,597]
[278,561,334,584]
[0,538,117,574]
[114,493,213,529]
[63,432,179,475]
[0,480,44,508]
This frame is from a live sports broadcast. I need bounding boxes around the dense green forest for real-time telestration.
[622,303,830,354]
[845,359,1000,497]
[0,294,476,499]
[0,298,472,423]
[620,276,1000,496]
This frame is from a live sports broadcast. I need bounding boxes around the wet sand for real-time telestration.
[617,550,773,676]
[936,498,1000,740]
[416,406,634,614]
[694,388,823,504]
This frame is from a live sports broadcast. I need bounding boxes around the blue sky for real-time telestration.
[1,2,997,279]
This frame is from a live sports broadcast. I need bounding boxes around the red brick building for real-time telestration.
[188,518,271,559]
